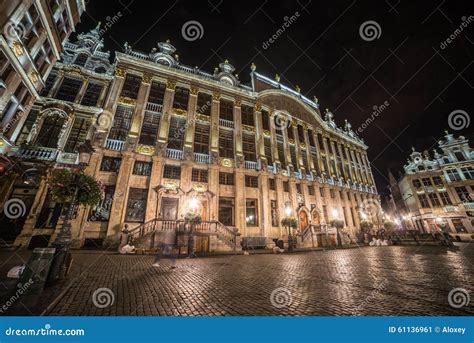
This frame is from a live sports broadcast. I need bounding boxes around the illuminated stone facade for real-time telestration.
[0,26,379,250]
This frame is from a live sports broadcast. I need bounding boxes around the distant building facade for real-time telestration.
[395,132,473,234]
[0,25,379,251]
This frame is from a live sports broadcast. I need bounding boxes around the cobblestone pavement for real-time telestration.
[2,245,474,316]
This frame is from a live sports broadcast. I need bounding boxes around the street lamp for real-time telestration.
[48,141,94,284]
[282,205,296,251]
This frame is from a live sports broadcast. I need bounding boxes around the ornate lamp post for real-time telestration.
[330,208,344,248]
[185,196,201,258]
[48,141,95,284]
[281,206,297,251]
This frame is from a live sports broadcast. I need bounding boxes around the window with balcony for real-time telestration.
[167,116,186,150]
[245,175,258,188]
[455,187,470,202]
[126,188,148,222]
[418,194,431,208]
[148,81,166,104]
[246,199,258,226]
[194,123,209,154]
[191,169,208,183]
[172,87,189,110]
[120,74,142,99]
[219,99,233,121]
[197,92,212,115]
[100,157,122,172]
[109,105,134,141]
[133,161,152,176]
[163,165,181,179]
[64,117,90,153]
[287,126,294,140]
[243,133,256,162]
[454,151,466,162]
[297,125,304,143]
[412,179,422,188]
[74,53,88,67]
[439,192,452,206]
[432,176,444,186]
[55,77,82,102]
[241,105,254,126]
[139,111,161,145]
[80,82,103,107]
[308,130,316,147]
[219,172,234,185]
[219,129,234,158]
[219,198,234,226]
[36,114,66,148]
[422,178,432,186]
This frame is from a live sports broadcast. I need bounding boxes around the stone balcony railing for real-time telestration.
[13,146,58,161]
[145,102,163,113]
[105,139,125,151]
[244,160,258,170]
[219,118,234,129]
[194,152,210,164]
[166,148,183,160]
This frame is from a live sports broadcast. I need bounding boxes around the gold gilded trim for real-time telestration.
[136,144,155,156]
[115,67,126,77]
[220,158,233,168]
[118,96,136,106]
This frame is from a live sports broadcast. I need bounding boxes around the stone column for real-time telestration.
[128,75,151,139]
[254,104,266,168]
[183,86,198,161]
[48,69,64,98]
[156,80,175,156]
[208,165,220,221]
[293,124,303,172]
[145,156,164,222]
[234,170,246,236]
[259,173,270,237]
[303,128,314,174]
[75,76,89,104]
[97,80,111,107]
[209,92,220,163]
[105,152,135,247]
[269,111,279,168]
[275,174,285,239]
[234,100,243,167]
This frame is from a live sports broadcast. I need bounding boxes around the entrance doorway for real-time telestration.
[160,197,178,220]
[299,210,309,231]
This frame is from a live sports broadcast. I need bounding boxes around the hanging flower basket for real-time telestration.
[184,212,202,225]
[329,219,345,229]
[48,168,102,207]
[281,216,298,229]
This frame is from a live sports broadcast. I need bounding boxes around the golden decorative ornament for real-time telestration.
[275,74,280,82]
[250,63,256,71]
[115,67,126,77]
[242,124,255,133]
[196,114,210,122]
[166,79,176,90]
[193,183,207,193]
[254,103,262,112]
[173,108,187,116]
[12,41,23,56]
[29,71,39,83]
[288,138,295,145]
[300,143,307,149]
[220,158,233,168]
[263,130,271,137]
[234,99,241,107]
[212,92,220,101]
[142,73,152,84]
[118,96,136,106]
[163,179,179,190]
[136,144,155,156]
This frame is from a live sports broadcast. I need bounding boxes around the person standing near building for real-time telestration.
[152,230,177,268]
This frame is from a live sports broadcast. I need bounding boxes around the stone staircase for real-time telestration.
[127,219,241,252]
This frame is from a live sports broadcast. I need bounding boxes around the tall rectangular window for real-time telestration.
[418,194,431,208]
[432,176,443,186]
[219,172,234,185]
[428,193,442,207]
[219,197,234,226]
[120,74,142,99]
[242,133,256,162]
[261,110,270,131]
[277,139,286,169]
[268,178,276,190]
[172,87,189,110]
[139,111,161,145]
[308,130,316,147]
[322,205,329,224]
[241,105,254,126]
[55,77,82,102]
[271,200,278,227]
[148,81,166,104]
[194,123,209,154]
[219,99,233,121]
[133,161,152,176]
[219,129,234,158]
[289,145,298,168]
[64,117,90,153]
[439,192,452,205]
[455,187,470,202]
[245,199,258,226]
[308,185,315,195]
[320,187,325,197]
[40,72,57,96]
[167,116,186,150]
[126,188,148,222]
[109,105,134,141]
[80,82,103,106]
[446,169,462,182]
[89,185,115,221]
[461,167,474,180]
[163,165,181,179]
[283,181,289,192]
[264,137,273,165]
[100,157,122,172]
[245,175,258,188]
[191,168,208,183]
[197,92,212,115]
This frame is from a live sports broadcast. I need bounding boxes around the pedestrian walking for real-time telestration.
[152,230,177,269]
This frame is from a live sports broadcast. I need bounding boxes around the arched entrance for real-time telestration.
[298,210,309,231]
[311,208,321,225]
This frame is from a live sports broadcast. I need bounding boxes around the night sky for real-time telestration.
[75,0,473,196]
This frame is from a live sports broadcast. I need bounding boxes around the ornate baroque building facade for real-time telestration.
[394,132,474,234]
[0,26,379,251]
